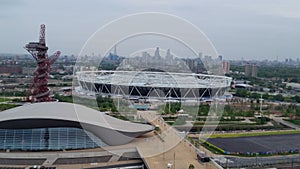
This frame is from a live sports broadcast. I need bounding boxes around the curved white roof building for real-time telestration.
[0,102,154,150]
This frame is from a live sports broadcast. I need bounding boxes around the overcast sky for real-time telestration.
[1,0,300,60]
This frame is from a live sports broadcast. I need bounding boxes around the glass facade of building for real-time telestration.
[0,127,106,151]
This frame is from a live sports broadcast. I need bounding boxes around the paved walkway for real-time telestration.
[137,110,219,169]
[269,115,300,130]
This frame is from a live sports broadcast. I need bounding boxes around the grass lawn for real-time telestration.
[0,104,18,111]
[0,97,10,102]
[285,119,300,125]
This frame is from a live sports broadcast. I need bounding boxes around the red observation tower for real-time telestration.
[25,24,61,102]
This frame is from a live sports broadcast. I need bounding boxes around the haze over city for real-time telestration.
[1,1,300,169]
[1,0,300,60]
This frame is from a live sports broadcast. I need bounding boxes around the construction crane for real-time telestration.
[25,24,61,102]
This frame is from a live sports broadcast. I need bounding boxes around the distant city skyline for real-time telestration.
[1,0,300,61]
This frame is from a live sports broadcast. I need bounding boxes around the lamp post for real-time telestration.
[163,141,165,160]
[2,87,5,102]
[173,152,175,169]
[259,94,263,115]
[259,94,264,124]
[168,96,172,113]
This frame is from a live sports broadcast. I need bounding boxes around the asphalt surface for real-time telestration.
[208,133,300,154]
[214,155,300,168]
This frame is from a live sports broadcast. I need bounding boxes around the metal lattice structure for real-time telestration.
[25,24,61,102]
[77,70,232,100]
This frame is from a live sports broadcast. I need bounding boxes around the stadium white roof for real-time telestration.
[77,71,231,89]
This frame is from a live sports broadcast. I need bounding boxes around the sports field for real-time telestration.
[207,133,300,154]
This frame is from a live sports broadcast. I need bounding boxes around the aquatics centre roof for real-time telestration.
[0,102,154,145]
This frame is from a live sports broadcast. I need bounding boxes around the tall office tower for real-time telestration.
[113,45,117,56]
[245,63,252,77]
[198,52,203,59]
[218,55,223,61]
[222,61,230,74]
[251,64,257,77]
[154,47,160,58]
[166,49,173,60]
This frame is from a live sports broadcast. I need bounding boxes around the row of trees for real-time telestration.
[96,95,117,112]
[278,104,300,117]
[230,65,300,80]
[54,94,117,112]
[163,102,181,114]
[223,105,255,117]
[0,90,26,97]
[162,102,256,117]
[162,102,210,116]
[235,89,300,103]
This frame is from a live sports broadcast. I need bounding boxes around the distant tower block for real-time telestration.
[113,45,117,56]
[25,24,61,102]
[154,47,160,58]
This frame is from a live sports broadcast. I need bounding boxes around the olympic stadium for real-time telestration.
[76,70,232,99]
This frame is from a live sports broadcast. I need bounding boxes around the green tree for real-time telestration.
[198,104,210,116]
[164,102,181,114]
[274,94,284,101]
[235,89,249,97]
[292,95,300,103]
[251,92,260,99]
[189,164,195,169]
[262,93,269,100]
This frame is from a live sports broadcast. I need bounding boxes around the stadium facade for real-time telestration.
[77,70,232,99]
